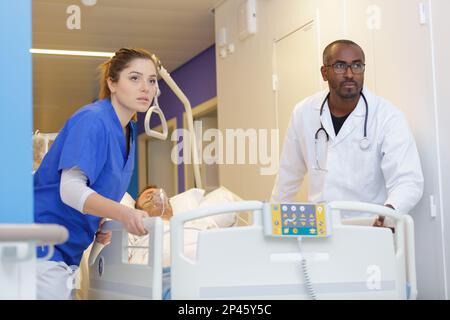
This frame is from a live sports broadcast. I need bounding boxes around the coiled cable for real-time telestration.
[297,238,318,300]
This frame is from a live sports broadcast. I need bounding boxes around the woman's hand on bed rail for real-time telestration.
[120,207,148,236]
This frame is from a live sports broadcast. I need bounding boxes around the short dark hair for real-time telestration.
[135,185,158,209]
[323,40,365,65]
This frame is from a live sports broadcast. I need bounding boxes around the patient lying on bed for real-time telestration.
[126,186,240,265]
[93,186,244,299]
[131,187,241,299]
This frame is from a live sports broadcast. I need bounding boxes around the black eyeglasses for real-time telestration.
[326,62,366,74]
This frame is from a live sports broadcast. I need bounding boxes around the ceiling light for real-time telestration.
[30,48,114,58]
[82,0,97,6]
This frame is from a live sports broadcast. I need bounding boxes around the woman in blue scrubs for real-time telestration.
[34,48,160,299]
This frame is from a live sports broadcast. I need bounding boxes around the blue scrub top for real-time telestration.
[34,98,136,266]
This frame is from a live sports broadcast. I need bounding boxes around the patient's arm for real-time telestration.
[60,167,148,236]
[93,218,112,245]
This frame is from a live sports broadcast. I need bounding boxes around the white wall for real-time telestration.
[430,0,450,297]
[214,0,449,299]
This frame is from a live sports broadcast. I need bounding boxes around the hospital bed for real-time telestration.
[88,200,416,300]
[88,217,164,299]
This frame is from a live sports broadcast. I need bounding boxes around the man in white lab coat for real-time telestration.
[271,40,424,226]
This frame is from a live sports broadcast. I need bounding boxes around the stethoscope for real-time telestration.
[313,91,370,172]
[315,91,370,150]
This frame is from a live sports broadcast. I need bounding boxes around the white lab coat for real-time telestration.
[271,87,424,215]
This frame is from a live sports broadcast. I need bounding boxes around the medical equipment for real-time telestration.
[88,200,416,300]
[261,202,329,300]
[0,224,68,299]
[143,59,202,189]
[144,80,168,140]
[263,203,331,237]
[171,201,416,299]
[315,91,370,150]
[157,189,168,216]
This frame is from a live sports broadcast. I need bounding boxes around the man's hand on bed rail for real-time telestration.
[372,204,395,233]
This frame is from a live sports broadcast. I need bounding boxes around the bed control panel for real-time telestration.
[263,203,331,238]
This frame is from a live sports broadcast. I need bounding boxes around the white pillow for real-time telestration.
[197,186,242,228]
[169,188,205,215]
[120,192,136,209]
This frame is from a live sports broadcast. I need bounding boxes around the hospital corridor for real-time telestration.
[1,0,450,302]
